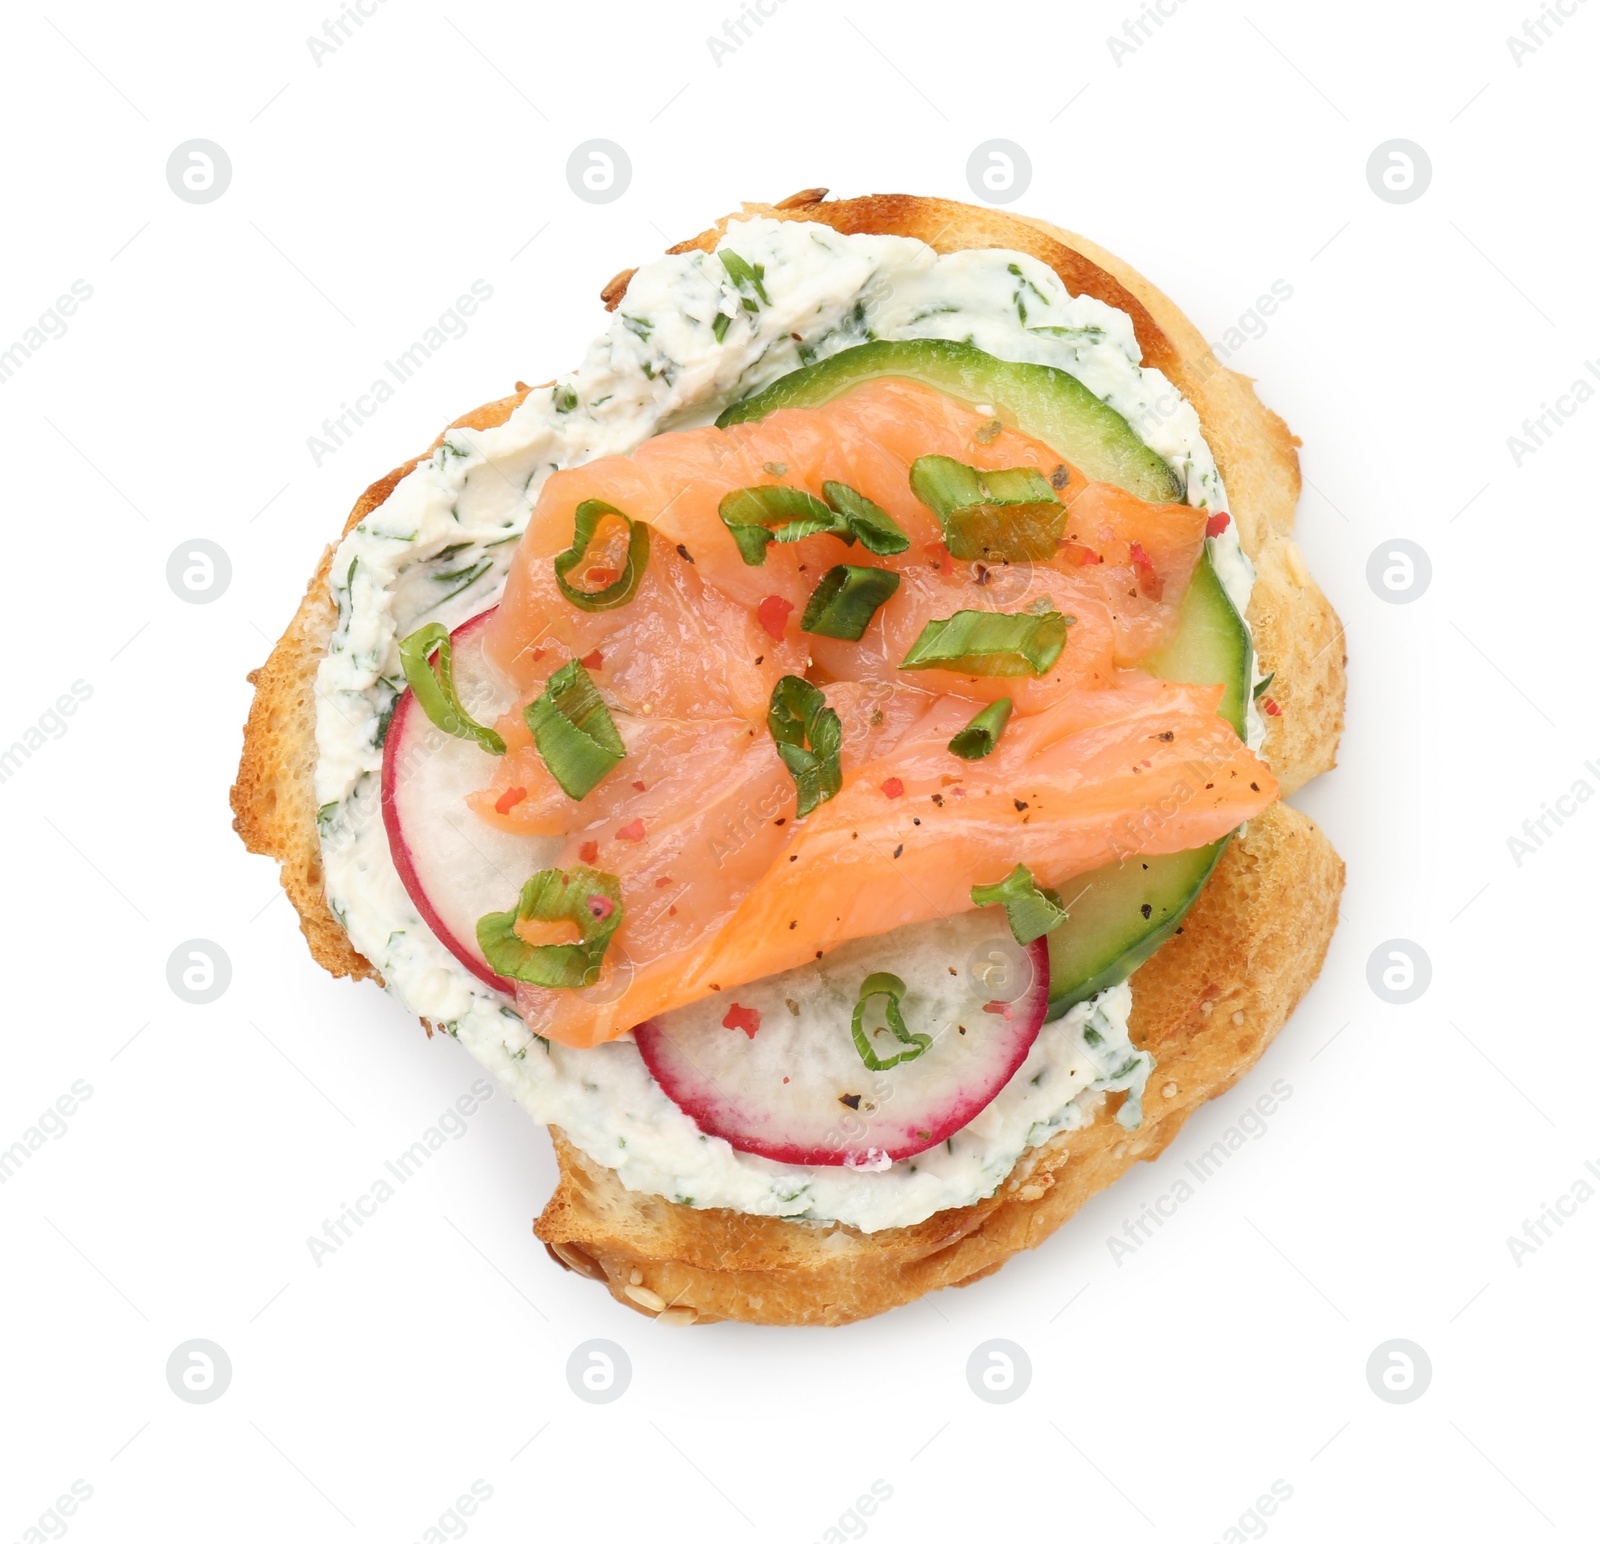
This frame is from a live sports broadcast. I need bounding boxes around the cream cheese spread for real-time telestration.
[311,216,1253,1232]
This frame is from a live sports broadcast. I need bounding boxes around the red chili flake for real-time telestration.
[654,875,674,887]
[881,777,905,799]
[531,648,546,662]
[1205,511,1232,537]
[983,1000,1015,1019]
[757,594,793,641]
[668,905,677,916]
[632,779,647,792]
[722,1004,762,1038]
[578,840,599,863]
[494,786,526,815]
[1128,541,1164,600]
[587,895,615,921]
[616,818,646,842]
[580,649,603,669]
[1262,697,1283,717]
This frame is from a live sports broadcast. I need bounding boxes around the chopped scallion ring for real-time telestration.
[553,499,650,611]
[718,485,843,566]
[909,454,1066,561]
[476,866,623,988]
[768,675,842,819]
[821,481,910,555]
[524,660,624,800]
[800,564,901,641]
[397,623,506,755]
[851,971,933,1071]
[948,697,1013,760]
[970,863,1068,945]
[900,607,1071,677]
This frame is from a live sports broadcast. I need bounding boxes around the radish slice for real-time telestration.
[381,607,559,992]
[634,914,1049,1166]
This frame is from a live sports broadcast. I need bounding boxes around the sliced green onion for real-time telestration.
[948,697,1013,760]
[719,250,770,307]
[970,863,1068,945]
[800,564,901,641]
[524,661,624,800]
[767,675,842,819]
[909,454,1066,562]
[553,500,650,611]
[1252,672,1275,701]
[718,485,845,565]
[851,971,932,1071]
[476,866,623,988]
[821,481,910,555]
[398,623,506,755]
[711,312,731,343]
[900,607,1070,677]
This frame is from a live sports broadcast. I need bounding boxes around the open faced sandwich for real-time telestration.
[233,190,1345,1326]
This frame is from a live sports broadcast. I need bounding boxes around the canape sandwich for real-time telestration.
[234,190,1345,1326]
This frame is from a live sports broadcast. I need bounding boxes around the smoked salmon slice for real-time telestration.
[470,377,1275,1049]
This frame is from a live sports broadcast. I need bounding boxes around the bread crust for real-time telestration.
[231,192,1345,1326]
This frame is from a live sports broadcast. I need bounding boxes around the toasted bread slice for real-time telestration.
[232,192,1345,1326]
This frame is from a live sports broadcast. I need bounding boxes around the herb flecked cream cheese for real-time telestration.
[312,217,1255,1233]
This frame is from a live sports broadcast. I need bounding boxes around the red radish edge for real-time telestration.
[380,607,517,995]
[634,935,1051,1166]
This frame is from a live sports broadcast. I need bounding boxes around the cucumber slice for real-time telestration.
[717,339,1183,504]
[1145,546,1250,739]
[1045,548,1251,1017]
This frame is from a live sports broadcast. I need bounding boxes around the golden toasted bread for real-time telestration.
[232,192,1345,1326]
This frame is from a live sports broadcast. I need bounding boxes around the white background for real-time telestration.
[3,1,1595,1540]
